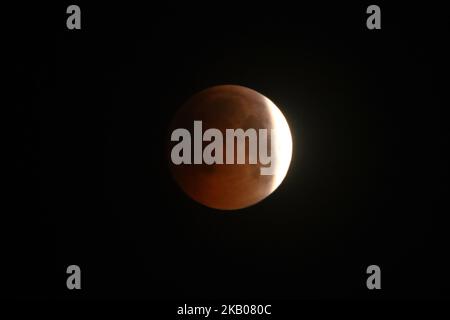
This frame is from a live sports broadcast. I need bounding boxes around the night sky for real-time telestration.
[11,2,449,302]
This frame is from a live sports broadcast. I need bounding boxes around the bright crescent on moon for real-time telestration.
[263,96,293,194]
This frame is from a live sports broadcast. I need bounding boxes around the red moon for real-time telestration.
[168,85,292,210]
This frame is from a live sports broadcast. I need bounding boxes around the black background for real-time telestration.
[11,2,449,301]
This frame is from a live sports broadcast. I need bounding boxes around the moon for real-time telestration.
[168,85,292,210]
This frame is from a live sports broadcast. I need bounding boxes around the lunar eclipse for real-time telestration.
[169,85,293,210]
